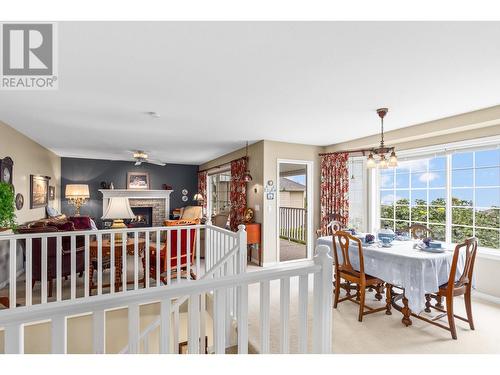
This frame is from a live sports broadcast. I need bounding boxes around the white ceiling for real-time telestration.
[2,21,500,165]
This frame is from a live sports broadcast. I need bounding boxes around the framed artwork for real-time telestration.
[48,186,55,200]
[127,172,150,190]
[30,175,50,209]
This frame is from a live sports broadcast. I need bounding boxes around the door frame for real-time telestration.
[276,159,314,263]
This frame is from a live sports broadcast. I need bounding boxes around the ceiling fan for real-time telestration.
[130,150,166,166]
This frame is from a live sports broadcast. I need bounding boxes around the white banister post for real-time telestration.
[312,245,333,354]
[237,224,247,274]
[205,219,212,271]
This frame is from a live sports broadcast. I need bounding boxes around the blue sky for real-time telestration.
[287,174,306,185]
[379,149,500,208]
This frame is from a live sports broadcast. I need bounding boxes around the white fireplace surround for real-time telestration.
[99,189,173,220]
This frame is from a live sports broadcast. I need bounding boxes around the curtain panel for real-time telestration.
[197,170,208,211]
[320,152,350,232]
[229,157,248,231]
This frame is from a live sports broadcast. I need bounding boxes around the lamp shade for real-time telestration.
[102,197,136,220]
[193,193,204,201]
[65,184,90,198]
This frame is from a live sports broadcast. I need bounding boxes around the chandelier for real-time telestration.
[366,108,398,169]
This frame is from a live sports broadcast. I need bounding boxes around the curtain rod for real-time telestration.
[319,146,395,157]
[198,156,248,174]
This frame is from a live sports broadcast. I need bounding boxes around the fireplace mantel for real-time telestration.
[99,189,173,222]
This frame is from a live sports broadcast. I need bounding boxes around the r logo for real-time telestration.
[2,23,53,76]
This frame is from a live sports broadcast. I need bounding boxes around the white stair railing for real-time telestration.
[0,245,333,354]
[120,223,247,354]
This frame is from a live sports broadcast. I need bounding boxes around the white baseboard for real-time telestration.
[473,291,500,305]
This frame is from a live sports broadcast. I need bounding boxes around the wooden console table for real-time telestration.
[245,223,262,266]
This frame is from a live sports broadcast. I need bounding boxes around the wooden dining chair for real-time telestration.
[408,223,434,239]
[317,214,345,237]
[332,230,387,322]
[422,237,478,339]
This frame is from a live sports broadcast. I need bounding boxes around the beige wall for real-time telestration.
[0,121,61,224]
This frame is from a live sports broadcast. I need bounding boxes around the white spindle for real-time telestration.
[237,284,249,354]
[128,302,140,354]
[41,237,48,304]
[200,292,206,354]
[280,277,290,354]
[71,235,77,299]
[188,294,200,353]
[214,287,226,354]
[84,234,90,298]
[56,236,62,302]
[93,309,105,354]
[260,280,270,354]
[97,233,103,296]
[145,232,150,288]
[176,229,181,281]
[122,238,127,292]
[238,225,247,274]
[159,299,172,353]
[166,229,171,284]
[186,228,191,281]
[134,231,139,290]
[196,228,200,278]
[173,304,180,352]
[156,229,161,287]
[298,274,308,353]
[9,239,16,309]
[110,233,115,294]
[51,315,67,354]
[25,238,32,306]
[4,323,24,354]
[312,245,333,354]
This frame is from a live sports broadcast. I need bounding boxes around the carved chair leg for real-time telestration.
[385,284,392,315]
[464,290,475,330]
[190,270,197,280]
[446,295,457,339]
[345,281,352,297]
[358,284,366,322]
[333,273,341,309]
[425,294,432,313]
[355,285,360,301]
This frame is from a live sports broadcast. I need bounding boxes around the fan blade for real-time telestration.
[146,159,166,166]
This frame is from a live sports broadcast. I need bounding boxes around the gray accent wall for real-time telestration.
[61,157,198,227]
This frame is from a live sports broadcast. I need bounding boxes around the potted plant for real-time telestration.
[0,182,16,232]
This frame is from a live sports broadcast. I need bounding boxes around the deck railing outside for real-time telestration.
[280,207,307,244]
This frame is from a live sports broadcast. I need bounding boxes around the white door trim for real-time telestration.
[276,159,314,263]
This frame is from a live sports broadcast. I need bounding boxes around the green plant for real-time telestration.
[0,182,16,229]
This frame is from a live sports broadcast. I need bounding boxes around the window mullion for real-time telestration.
[445,154,452,243]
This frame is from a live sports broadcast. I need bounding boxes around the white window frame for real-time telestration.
[370,135,500,258]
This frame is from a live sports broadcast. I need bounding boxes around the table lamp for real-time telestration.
[101,197,135,243]
[65,184,90,216]
[193,193,204,205]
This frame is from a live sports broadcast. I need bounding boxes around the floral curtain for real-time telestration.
[197,170,207,211]
[229,157,247,231]
[320,152,349,232]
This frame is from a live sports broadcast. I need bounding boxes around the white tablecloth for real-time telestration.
[317,236,466,313]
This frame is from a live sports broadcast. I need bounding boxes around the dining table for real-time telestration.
[317,235,467,326]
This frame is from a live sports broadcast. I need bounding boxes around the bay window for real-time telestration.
[377,144,499,250]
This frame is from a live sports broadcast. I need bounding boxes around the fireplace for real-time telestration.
[128,207,153,228]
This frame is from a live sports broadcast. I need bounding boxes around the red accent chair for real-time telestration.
[143,225,198,286]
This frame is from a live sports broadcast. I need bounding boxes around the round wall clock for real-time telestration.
[15,193,24,210]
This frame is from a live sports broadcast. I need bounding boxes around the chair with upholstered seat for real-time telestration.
[422,237,478,339]
[332,230,387,322]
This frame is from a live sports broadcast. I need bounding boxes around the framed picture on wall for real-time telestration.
[127,172,150,190]
[48,186,55,200]
[30,175,50,209]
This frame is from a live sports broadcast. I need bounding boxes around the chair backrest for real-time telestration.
[213,213,229,228]
[332,230,365,280]
[326,220,343,235]
[446,237,478,292]
[408,223,434,239]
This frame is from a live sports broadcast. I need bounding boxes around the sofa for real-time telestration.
[15,215,93,297]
